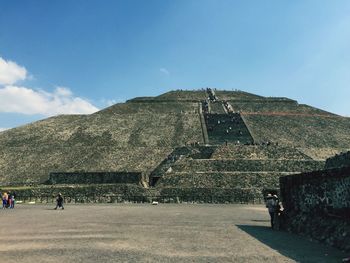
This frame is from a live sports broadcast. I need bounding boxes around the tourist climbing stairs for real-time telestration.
[209,101,226,114]
[203,88,254,145]
[204,113,253,145]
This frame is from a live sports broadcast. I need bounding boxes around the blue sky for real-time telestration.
[1,0,350,130]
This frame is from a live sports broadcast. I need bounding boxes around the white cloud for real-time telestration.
[0,57,27,85]
[0,56,99,117]
[160,68,170,75]
[0,86,99,116]
[0,128,9,132]
[100,98,125,107]
[105,99,117,106]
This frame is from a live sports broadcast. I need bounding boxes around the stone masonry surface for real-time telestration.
[280,167,350,251]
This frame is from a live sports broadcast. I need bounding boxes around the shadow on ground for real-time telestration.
[237,225,347,263]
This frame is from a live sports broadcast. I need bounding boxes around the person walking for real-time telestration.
[54,193,64,210]
[272,195,282,230]
[265,193,277,228]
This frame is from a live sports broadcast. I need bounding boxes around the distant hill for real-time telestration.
[0,89,349,188]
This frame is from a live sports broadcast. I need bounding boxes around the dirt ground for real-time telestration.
[0,203,347,262]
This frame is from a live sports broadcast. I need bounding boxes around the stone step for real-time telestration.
[212,145,312,160]
[172,159,325,173]
[157,171,289,188]
[204,113,253,145]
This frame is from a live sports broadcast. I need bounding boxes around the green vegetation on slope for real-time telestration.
[0,100,204,185]
[243,115,350,148]
[0,89,349,190]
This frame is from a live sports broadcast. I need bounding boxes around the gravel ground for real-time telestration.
[0,203,347,263]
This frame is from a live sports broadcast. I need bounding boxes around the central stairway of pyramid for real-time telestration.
[202,88,254,145]
[204,112,253,145]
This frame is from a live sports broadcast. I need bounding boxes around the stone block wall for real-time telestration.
[157,172,284,189]
[0,184,269,204]
[173,159,324,173]
[48,172,142,185]
[325,151,350,169]
[211,145,312,160]
[0,184,149,203]
[280,167,350,251]
[159,187,264,203]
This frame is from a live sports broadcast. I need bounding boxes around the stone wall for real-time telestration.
[212,145,312,160]
[1,184,149,203]
[157,172,284,189]
[325,151,350,169]
[280,167,350,251]
[159,187,264,203]
[48,172,142,185]
[0,184,269,204]
[173,159,324,173]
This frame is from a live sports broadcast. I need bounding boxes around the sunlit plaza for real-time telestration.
[0,204,346,263]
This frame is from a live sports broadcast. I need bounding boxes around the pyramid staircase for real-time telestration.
[204,113,253,145]
[153,144,325,202]
[202,88,254,145]
[149,146,215,186]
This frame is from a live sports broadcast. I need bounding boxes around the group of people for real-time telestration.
[206,87,218,102]
[2,191,16,209]
[3,190,281,228]
[202,100,209,113]
[2,192,64,210]
[3,190,282,228]
[265,193,283,230]
[223,100,234,113]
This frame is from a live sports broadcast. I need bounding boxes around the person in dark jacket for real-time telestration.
[54,193,64,210]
